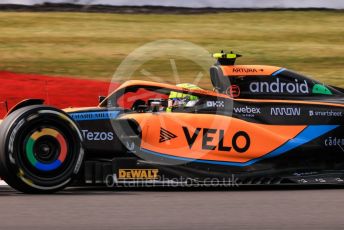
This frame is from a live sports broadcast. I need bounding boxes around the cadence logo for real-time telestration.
[249,78,309,94]
[325,137,344,147]
[271,107,301,116]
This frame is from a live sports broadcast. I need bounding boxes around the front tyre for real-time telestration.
[0,105,84,193]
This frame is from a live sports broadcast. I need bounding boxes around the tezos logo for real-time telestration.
[82,130,114,141]
[206,101,225,108]
[271,107,301,116]
[182,127,250,153]
[249,78,309,94]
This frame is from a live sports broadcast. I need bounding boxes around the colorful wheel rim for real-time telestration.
[25,128,67,172]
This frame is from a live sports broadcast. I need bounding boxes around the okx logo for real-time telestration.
[159,128,177,143]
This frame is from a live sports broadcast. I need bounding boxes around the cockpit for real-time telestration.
[99,51,344,113]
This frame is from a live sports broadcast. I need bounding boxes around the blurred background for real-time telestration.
[0,2,343,228]
[0,0,343,108]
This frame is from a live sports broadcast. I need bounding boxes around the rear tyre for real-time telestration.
[0,105,84,193]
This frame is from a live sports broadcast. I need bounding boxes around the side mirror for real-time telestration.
[150,101,162,113]
[98,96,106,104]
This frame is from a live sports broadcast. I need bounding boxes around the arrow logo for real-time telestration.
[159,128,177,143]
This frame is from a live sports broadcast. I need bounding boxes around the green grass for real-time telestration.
[0,11,343,88]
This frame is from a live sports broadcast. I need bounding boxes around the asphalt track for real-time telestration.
[0,185,343,229]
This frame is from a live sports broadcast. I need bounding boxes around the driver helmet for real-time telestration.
[167,83,202,112]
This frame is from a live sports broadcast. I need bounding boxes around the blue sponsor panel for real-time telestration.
[70,111,120,121]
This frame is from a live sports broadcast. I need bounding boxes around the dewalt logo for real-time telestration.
[118,169,159,180]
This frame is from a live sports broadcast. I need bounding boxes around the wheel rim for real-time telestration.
[25,128,68,172]
[1,107,84,192]
[10,112,82,189]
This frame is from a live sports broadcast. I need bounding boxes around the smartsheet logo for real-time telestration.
[309,110,342,117]
[249,78,309,94]
[271,107,301,116]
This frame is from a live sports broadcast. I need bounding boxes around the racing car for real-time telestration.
[0,51,343,193]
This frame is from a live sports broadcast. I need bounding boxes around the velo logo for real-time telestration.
[159,128,178,143]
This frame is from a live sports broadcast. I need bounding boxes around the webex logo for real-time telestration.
[233,106,261,115]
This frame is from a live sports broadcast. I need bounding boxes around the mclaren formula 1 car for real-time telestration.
[0,52,343,193]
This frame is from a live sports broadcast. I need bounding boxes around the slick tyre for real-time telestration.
[0,105,84,193]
